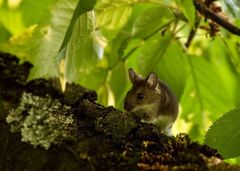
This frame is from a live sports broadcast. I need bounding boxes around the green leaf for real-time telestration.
[176,0,195,27]
[0,0,56,58]
[205,108,240,158]
[0,24,11,43]
[104,30,131,67]
[57,0,96,57]
[137,32,173,74]
[188,124,205,142]
[225,156,240,165]
[75,67,108,91]
[0,7,25,34]
[64,12,107,90]
[109,62,127,108]
[154,41,187,99]
[98,84,109,106]
[19,0,56,26]
[95,0,133,30]
[0,0,55,35]
[207,37,240,105]
[0,25,38,60]
[28,0,80,79]
[180,56,234,140]
[132,6,174,38]
[65,12,98,82]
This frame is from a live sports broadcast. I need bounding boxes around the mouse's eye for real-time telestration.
[137,93,144,100]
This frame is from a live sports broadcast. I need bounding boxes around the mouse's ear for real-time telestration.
[128,68,141,84]
[146,72,158,88]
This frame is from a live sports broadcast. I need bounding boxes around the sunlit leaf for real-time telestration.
[225,156,240,165]
[57,0,96,59]
[132,6,174,38]
[95,0,134,30]
[0,25,37,60]
[205,108,240,158]
[0,8,25,34]
[176,0,195,27]
[98,84,109,106]
[109,62,127,108]
[28,0,80,79]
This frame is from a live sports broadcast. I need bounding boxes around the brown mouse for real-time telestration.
[124,68,178,135]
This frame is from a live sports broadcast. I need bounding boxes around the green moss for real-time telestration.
[95,111,137,141]
[6,93,77,150]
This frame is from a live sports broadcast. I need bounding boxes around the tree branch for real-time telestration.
[193,0,240,36]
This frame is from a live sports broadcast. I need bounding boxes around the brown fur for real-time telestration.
[158,80,178,120]
[124,69,178,123]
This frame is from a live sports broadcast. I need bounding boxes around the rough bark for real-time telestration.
[0,52,239,171]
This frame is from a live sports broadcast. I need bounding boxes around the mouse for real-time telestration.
[124,68,178,135]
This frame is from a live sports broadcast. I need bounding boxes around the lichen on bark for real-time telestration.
[6,92,78,149]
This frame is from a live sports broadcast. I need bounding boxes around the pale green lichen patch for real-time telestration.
[6,93,77,150]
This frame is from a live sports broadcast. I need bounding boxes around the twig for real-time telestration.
[193,0,240,36]
[185,16,201,48]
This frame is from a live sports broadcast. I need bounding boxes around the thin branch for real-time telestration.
[185,16,201,48]
[193,0,240,36]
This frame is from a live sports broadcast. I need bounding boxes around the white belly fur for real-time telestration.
[142,115,174,136]
[131,103,174,136]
